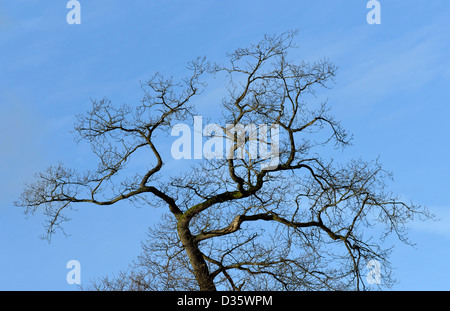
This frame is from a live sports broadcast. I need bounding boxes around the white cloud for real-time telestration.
[330,22,450,114]
[409,206,450,240]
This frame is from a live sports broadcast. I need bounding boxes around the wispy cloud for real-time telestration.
[409,206,450,240]
[330,22,450,114]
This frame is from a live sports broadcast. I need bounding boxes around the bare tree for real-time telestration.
[16,31,429,291]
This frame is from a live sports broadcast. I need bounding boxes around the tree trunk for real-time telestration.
[177,221,216,291]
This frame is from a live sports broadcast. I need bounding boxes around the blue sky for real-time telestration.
[1,0,450,290]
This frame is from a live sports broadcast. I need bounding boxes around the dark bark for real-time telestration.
[177,219,216,291]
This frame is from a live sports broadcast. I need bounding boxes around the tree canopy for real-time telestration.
[15,31,430,291]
